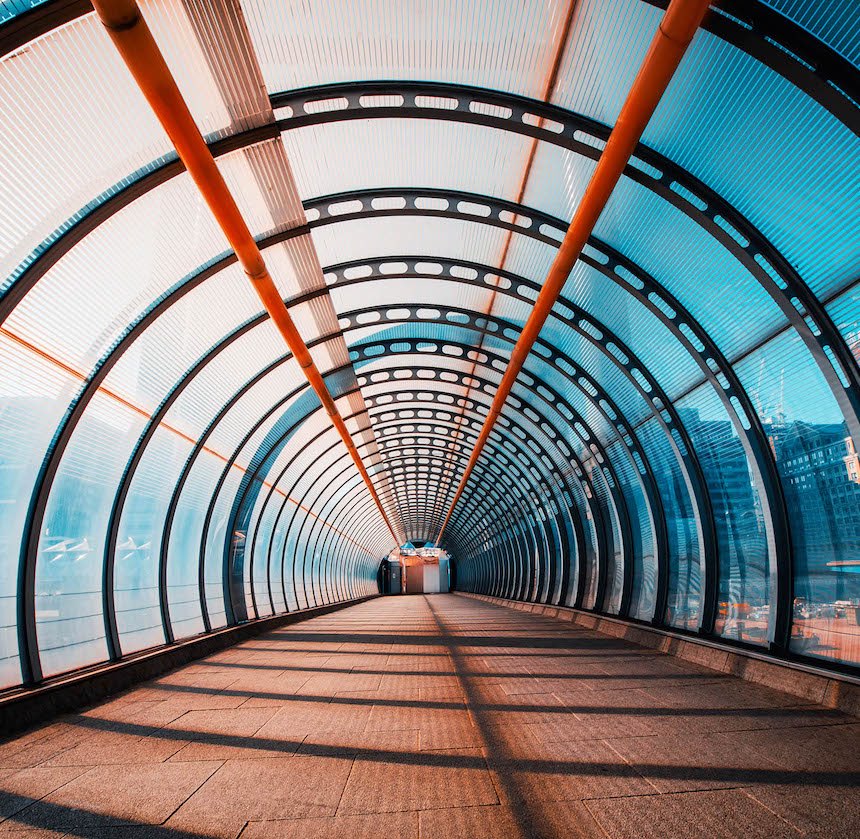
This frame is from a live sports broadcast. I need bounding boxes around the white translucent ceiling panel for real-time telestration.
[281,120,532,202]
[1,14,168,290]
[161,322,292,445]
[361,377,497,408]
[6,148,288,375]
[311,217,508,274]
[101,265,264,416]
[550,0,661,125]
[5,171,225,370]
[140,0,233,132]
[520,142,595,225]
[241,0,571,97]
[267,433,346,510]
[0,1,235,292]
[308,336,352,377]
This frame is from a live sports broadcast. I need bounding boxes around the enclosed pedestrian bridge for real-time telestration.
[0,0,858,835]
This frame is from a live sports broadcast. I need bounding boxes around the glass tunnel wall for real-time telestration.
[0,0,858,690]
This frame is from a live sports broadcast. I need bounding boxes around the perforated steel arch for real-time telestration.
[0,0,857,689]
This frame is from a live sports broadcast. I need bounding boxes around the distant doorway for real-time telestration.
[382,543,450,594]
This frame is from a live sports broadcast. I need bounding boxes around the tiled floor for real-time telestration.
[0,594,857,838]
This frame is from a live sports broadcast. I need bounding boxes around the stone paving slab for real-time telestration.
[0,594,856,838]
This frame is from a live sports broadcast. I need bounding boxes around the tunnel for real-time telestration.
[0,0,858,835]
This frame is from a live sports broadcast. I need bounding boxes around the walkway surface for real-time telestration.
[1,595,858,838]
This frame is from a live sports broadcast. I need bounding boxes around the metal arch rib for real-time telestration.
[2,0,855,130]
[355,362,635,611]
[17,238,715,679]
[3,82,856,451]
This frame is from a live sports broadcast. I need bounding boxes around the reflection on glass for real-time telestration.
[679,389,771,646]
[738,331,860,666]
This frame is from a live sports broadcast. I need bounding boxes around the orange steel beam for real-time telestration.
[91,0,400,547]
[436,0,712,545]
[430,0,579,531]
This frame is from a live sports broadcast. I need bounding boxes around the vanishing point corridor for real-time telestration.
[1,0,858,834]
[1,594,856,837]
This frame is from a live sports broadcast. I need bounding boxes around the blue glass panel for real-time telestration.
[677,385,772,646]
[114,428,190,654]
[596,178,785,361]
[763,0,860,64]
[637,418,701,630]
[607,439,656,621]
[249,496,282,616]
[561,261,703,400]
[0,0,50,25]
[581,461,620,612]
[36,395,145,676]
[166,456,211,640]
[646,30,859,302]
[826,283,859,371]
[736,329,860,665]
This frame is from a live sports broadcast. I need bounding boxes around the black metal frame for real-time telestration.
[18,182,797,679]
[4,81,855,459]
[194,326,666,617]
[1,7,857,684]
[3,0,855,135]
[212,360,591,613]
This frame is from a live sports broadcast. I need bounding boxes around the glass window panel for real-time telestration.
[585,459,622,612]
[0,331,81,687]
[607,440,656,621]
[736,329,860,665]
[36,393,146,676]
[827,283,859,364]
[678,384,772,646]
[237,423,345,614]
[114,427,192,655]
[638,417,702,630]
[249,498,284,615]
[198,409,288,628]
[167,447,220,639]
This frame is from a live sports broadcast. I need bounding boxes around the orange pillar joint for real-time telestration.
[91,0,400,546]
[436,0,712,546]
